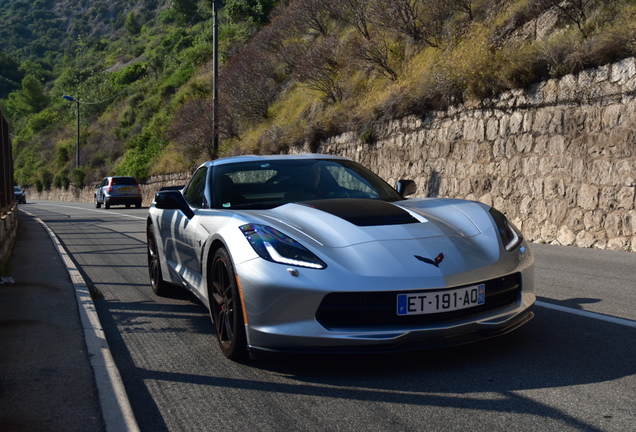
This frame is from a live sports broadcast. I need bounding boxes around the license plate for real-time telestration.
[119,187,132,191]
[397,284,485,316]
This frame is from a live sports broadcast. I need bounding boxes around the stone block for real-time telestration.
[557,226,576,246]
[611,58,636,85]
[575,230,597,248]
[578,184,599,210]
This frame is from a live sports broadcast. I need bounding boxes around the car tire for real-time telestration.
[147,225,172,296]
[104,199,110,209]
[135,201,142,208]
[95,196,101,208]
[209,247,248,361]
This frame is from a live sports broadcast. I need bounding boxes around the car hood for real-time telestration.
[236,198,515,280]
[256,198,487,248]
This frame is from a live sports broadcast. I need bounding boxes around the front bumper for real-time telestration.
[249,306,535,355]
[235,247,535,353]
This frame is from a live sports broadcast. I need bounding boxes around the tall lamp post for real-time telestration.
[212,0,219,159]
[62,95,80,167]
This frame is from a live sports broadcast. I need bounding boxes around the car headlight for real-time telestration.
[240,224,327,269]
[489,208,523,251]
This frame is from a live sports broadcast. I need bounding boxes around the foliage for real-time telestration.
[5,74,49,116]
[26,108,61,135]
[172,0,200,21]
[226,0,279,25]
[72,168,86,188]
[53,172,70,190]
[0,52,24,99]
[124,11,142,35]
[115,129,167,180]
[115,63,148,86]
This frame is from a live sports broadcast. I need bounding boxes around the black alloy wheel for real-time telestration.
[209,247,248,360]
[147,225,171,296]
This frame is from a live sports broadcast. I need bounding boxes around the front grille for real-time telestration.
[316,273,522,329]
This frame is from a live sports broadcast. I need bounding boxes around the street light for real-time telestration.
[212,0,219,159]
[62,95,80,167]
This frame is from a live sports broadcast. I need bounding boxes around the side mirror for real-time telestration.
[154,190,195,219]
[94,184,100,188]
[396,180,416,197]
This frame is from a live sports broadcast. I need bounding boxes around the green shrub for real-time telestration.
[40,169,52,191]
[72,168,86,188]
[55,142,73,170]
[53,172,70,190]
[27,108,60,133]
[116,63,148,85]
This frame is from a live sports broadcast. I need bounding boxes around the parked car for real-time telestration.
[14,186,26,204]
[147,154,535,360]
[95,176,142,209]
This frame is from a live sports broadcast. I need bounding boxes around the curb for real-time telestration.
[23,210,140,432]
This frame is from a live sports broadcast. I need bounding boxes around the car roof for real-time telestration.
[200,153,350,169]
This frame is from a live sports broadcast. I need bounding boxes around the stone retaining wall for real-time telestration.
[309,58,636,252]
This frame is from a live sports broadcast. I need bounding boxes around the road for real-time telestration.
[22,201,636,432]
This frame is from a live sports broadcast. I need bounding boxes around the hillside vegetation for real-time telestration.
[1,0,635,191]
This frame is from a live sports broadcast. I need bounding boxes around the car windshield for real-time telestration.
[111,177,137,185]
[14,187,21,192]
[211,159,403,209]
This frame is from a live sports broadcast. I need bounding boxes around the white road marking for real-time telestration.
[36,202,147,220]
[536,301,636,329]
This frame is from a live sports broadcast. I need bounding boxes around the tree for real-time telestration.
[452,0,473,21]
[124,11,141,35]
[0,52,24,99]
[539,0,599,37]
[172,0,199,21]
[294,36,345,103]
[168,98,217,162]
[5,74,49,116]
[371,0,454,48]
[289,0,335,37]
[220,44,278,122]
[225,0,279,25]
[330,0,373,40]
[253,11,310,74]
[351,37,399,81]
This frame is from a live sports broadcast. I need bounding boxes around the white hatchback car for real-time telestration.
[95,176,142,209]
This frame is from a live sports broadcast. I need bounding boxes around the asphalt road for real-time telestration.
[23,200,636,432]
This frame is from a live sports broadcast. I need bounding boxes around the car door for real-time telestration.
[96,178,108,203]
[164,167,210,289]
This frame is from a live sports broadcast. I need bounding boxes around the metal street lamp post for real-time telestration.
[212,0,219,159]
[62,95,80,167]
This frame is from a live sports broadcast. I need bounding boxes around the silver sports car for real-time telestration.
[146,154,535,360]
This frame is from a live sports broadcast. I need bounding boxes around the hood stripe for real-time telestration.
[300,199,420,227]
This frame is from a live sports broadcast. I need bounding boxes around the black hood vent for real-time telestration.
[300,199,420,227]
